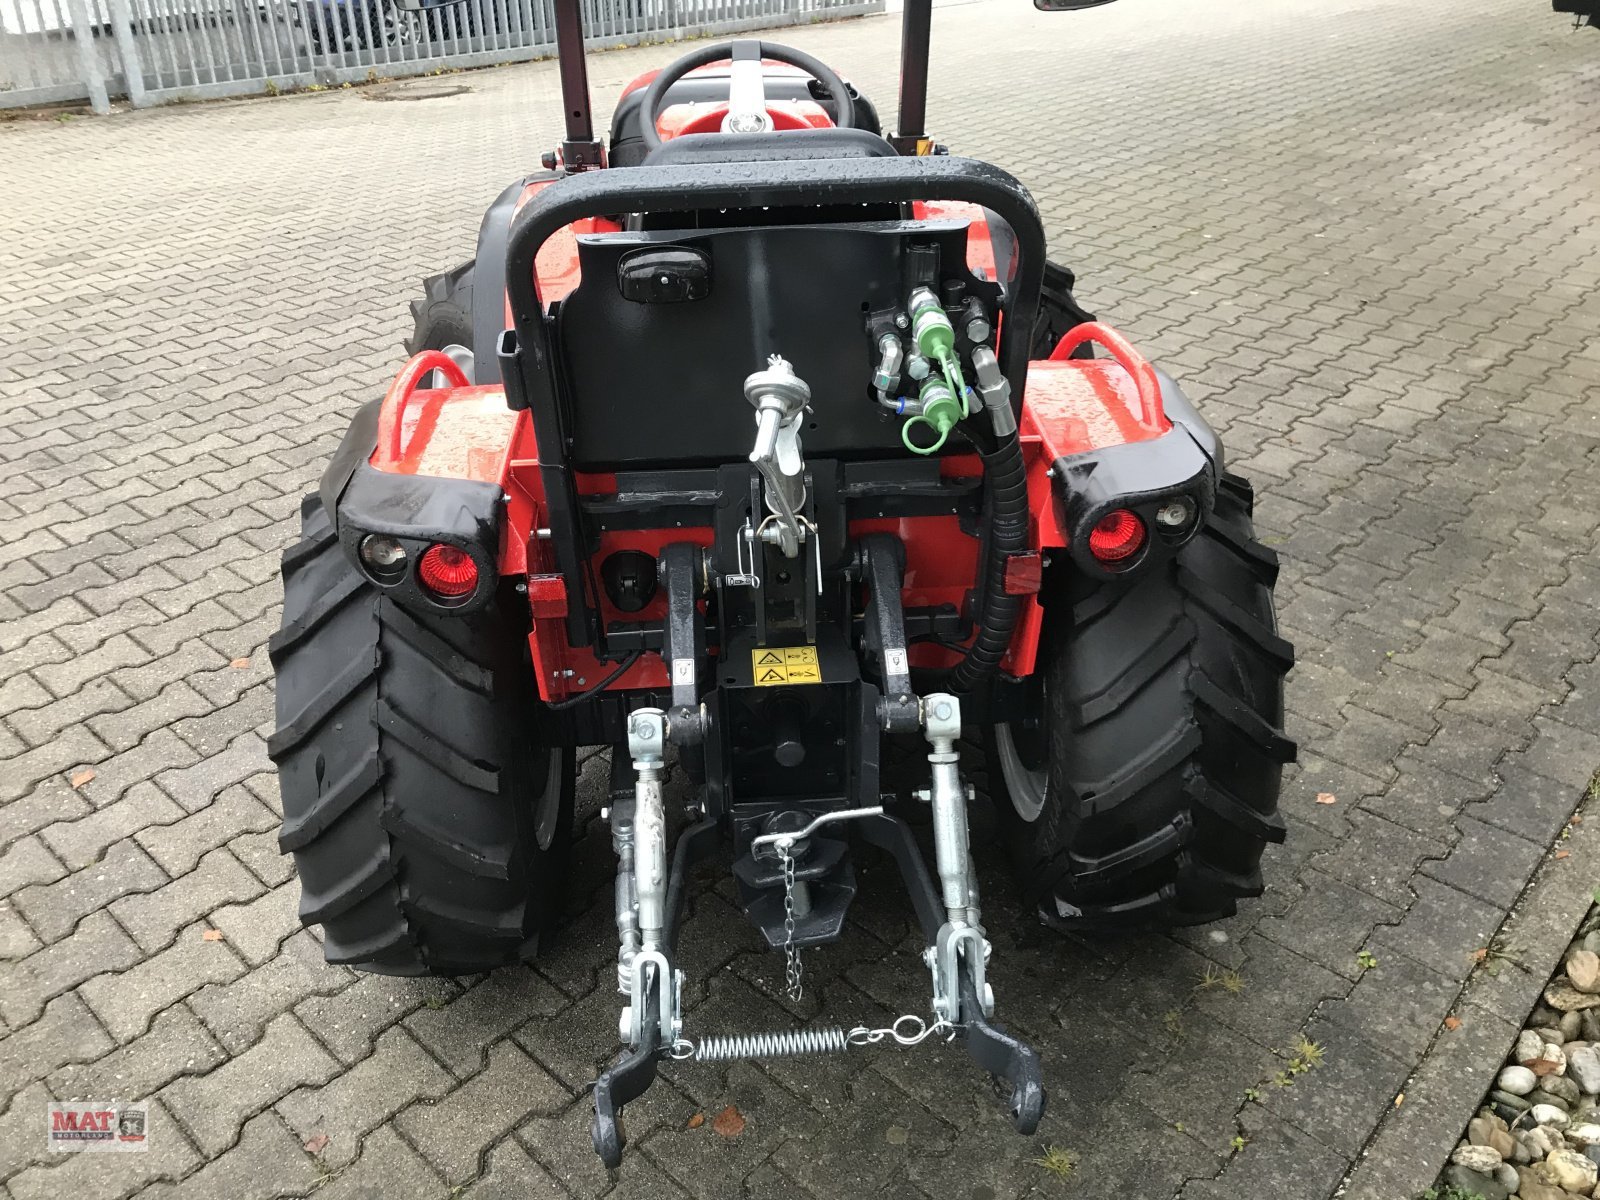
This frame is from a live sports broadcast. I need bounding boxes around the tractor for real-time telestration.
[269,0,1294,1164]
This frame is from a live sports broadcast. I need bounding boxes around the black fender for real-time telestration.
[318,400,504,615]
[1049,369,1222,582]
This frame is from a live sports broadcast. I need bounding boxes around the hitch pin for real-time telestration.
[726,520,762,590]
[749,805,884,856]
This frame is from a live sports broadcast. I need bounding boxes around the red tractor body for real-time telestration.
[370,201,1171,700]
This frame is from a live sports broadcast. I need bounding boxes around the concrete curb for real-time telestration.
[1339,785,1600,1200]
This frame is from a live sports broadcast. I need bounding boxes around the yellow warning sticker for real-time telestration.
[750,645,821,686]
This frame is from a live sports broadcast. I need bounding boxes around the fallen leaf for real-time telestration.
[1472,948,1489,963]
[230,657,251,669]
[69,768,96,788]
[711,1105,745,1138]
[1394,1092,1404,1107]
[1315,792,1337,805]
[201,929,225,942]
[685,1112,704,1130]
[1554,850,1571,860]
[1443,1015,1462,1031]
[1531,1056,1564,1077]
[303,1133,329,1155]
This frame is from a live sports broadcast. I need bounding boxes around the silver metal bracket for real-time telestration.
[627,708,666,762]
[745,355,811,559]
[620,949,683,1047]
[929,923,993,1025]
[922,693,961,742]
[757,514,823,596]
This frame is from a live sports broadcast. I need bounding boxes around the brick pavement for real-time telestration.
[2,0,1599,1195]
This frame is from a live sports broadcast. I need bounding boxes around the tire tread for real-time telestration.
[995,473,1294,928]
[270,491,570,976]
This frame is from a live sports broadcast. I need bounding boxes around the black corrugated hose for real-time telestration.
[950,422,1030,696]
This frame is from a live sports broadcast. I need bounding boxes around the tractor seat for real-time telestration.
[609,70,883,168]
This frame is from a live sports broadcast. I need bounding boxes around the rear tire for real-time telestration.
[406,261,475,380]
[990,472,1294,927]
[1029,260,1098,360]
[269,494,572,975]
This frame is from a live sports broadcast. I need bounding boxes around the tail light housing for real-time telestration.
[357,534,408,585]
[418,543,480,600]
[1087,509,1146,563]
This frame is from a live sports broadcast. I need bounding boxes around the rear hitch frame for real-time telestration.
[589,695,1046,1167]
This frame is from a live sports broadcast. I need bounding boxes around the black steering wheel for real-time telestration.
[636,39,857,153]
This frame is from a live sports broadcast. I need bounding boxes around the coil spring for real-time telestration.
[689,1026,852,1063]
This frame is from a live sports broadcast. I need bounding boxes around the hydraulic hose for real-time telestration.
[949,422,1029,696]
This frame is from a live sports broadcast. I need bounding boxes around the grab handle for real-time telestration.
[374,351,470,467]
[1049,322,1166,432]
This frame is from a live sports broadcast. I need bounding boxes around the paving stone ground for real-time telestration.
[3,0,1599,1195]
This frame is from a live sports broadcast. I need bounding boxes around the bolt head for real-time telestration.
[895,313,910,329]
[934,701,952,721]
[1156,501,1192,528]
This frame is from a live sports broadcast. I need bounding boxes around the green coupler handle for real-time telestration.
[910,287,969,407]
[910,288,955,361]
[902,379,963,455]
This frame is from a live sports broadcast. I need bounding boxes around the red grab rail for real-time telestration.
[1048,322,1166,432]
[374,351,471,467]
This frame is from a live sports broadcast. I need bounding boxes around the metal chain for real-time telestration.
[780,842,803,1001]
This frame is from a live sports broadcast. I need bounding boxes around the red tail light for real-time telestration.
[1088,510,1146,563]
[418,544,479,599]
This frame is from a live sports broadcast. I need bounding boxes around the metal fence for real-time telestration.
[0,0,883,111]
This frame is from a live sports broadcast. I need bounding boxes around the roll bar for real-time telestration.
[503,154,1044,410]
